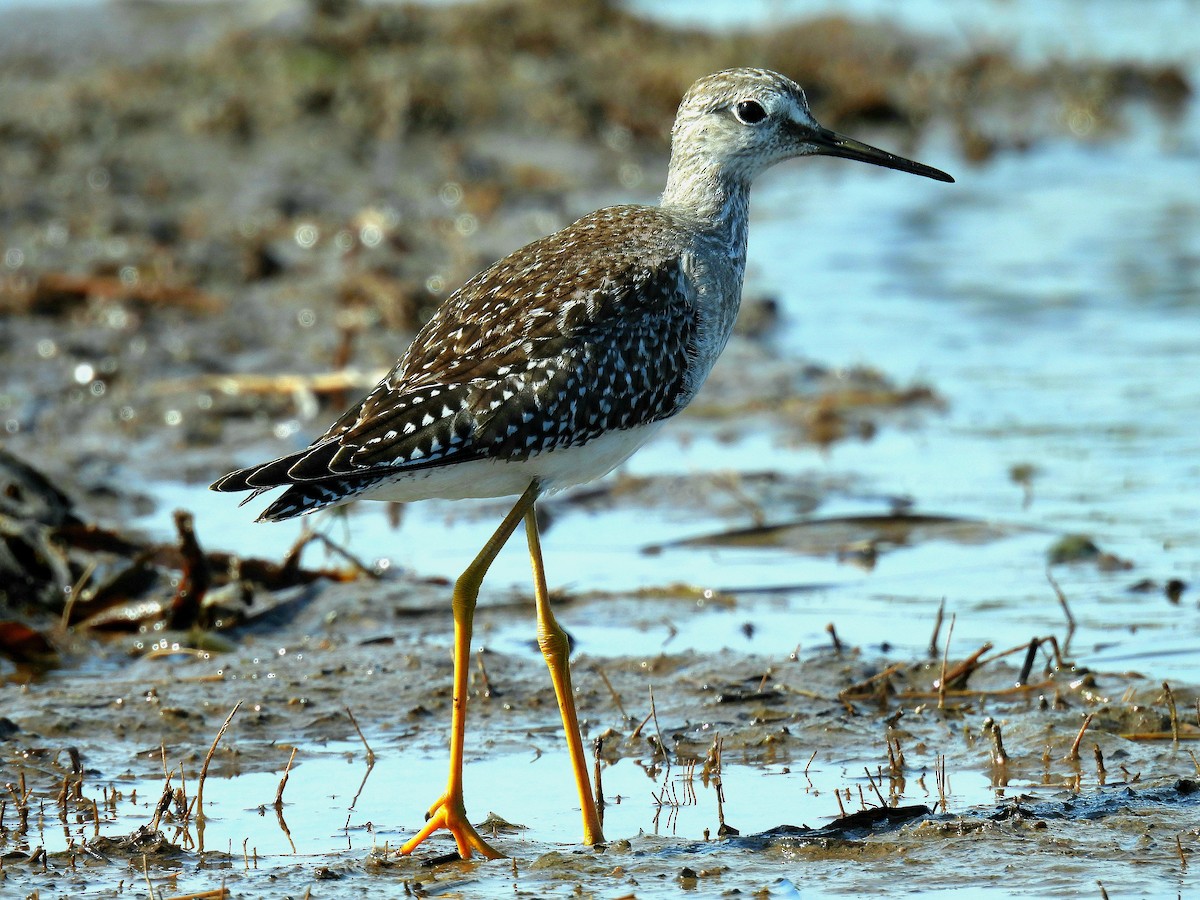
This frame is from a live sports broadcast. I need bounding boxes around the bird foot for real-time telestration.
[399,793,504,860]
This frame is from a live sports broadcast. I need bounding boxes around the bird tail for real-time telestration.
[209,443,369,522]
[252,479,367,522]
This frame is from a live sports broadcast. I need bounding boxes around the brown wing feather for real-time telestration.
[212,205,699,507]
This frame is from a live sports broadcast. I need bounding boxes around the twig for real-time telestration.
[194,701,242,821]
[1163,682,1180,743]
[863,768,887,807]
[308,530,379,579]
[62,560,96,629]
[142,853,157,900]
[152,369,374,400]
[593,736,605,828]
[475,650,494,697]
[593,666,629,722]
[988,721,1009,766]
[712,734,736,836]
[1065,713,1096,762]
[345,707,376,766]
[275,747,298,808]
[938,641,994,691]
[804,749,817,776]
[149,781,174,832]
[648,685,668,762]
[938,614,956,710]
[928,598,945,658]
[977,639,1046,669]
[177,763,189,829]
[825,623,843,655]
[168,509,211,629]
[887,735,904,775]
[681,758,698,806]
[630,707,654,741]
[1046,569,1076,652]
[1041,634,1067,670]
[162,888,230,900]
[343,760,375,830]
[276,801,296,855]
[1016,638,1040,687]
[839,662,905,698]
[935,754,949,813]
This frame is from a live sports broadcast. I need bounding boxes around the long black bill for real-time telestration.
[811,126,954,183]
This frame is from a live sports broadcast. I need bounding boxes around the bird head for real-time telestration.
[671,68,953,185]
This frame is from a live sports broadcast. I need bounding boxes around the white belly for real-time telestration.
[356,421,666,503]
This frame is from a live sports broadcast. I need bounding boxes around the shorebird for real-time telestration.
[211,67,952,859]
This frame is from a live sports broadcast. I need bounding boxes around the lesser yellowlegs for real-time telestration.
[211,67,953,858]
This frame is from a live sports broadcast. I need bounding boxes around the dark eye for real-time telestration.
[734,99,767,125]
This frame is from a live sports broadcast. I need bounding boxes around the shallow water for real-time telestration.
[5,2,1200,898]
[111,69,1200,898]
[125,12,1200,894]
[137,91,1200,682]
[13,734,1097,863]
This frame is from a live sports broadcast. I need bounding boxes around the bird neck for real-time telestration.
[660,158,752,253]
[659,156,753,396]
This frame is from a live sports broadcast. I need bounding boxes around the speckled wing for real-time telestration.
[210,206,700,518]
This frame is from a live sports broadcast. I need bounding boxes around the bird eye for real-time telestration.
[733,99,767,125]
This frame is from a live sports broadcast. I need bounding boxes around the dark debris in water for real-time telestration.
[649,512,1019,561]
[0,447,357,659]
[989,778,1200,824]
[734,803,932,849]
[1048,533,1134,570]
[87,825,184,861]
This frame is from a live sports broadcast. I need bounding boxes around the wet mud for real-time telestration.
[1,1,1198,898]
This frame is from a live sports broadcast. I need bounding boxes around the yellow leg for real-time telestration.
[400,482,541,860]
[524,505,606,846]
